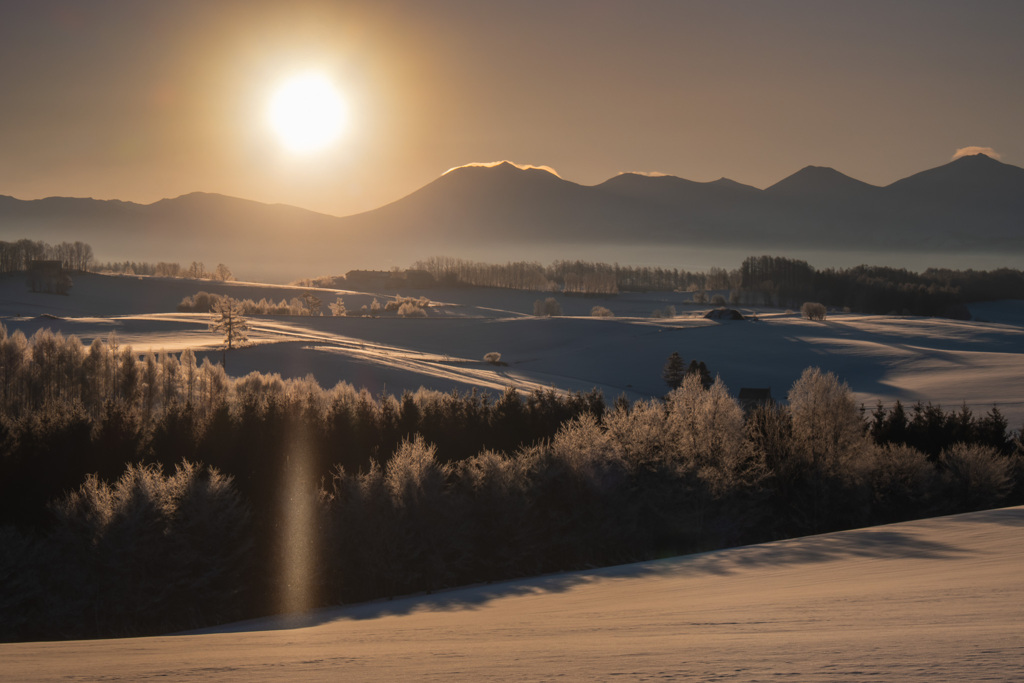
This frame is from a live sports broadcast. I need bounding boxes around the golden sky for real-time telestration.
[2,0,1022,217]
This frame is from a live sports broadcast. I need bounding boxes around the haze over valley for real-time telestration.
[3,153,1022,282]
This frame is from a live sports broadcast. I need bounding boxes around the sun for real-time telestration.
[267,72,347,153]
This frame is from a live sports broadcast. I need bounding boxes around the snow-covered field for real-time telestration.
[2,272,1023,425]
[4,273,1024,677]
[2,506,1022,680]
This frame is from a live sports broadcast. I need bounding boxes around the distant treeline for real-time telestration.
[411,257,718,295]
[94,260,235,281]
[1,325,1021,641]
[737,255,1024,316]
[177,291,431,318]
[303,256,1024,317]
[302,258,718,295]
[0,239,94,273]
[0,236,242,283]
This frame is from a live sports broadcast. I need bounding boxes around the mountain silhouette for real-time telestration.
[765,165,880,199]
[1,155,1022,281]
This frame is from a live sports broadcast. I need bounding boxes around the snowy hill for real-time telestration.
[2,272,1023,424]
[3,506,1022,680]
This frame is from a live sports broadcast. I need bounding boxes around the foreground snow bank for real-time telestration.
[4,506,1022,681]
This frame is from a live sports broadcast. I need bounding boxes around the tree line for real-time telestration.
[1,325,1021,642]
[738,255,1024,315]
[0,237,240,283]
[95,260,234,281]
[0,239,94,273]
[411,256,717,294]
[384,256,1024,317]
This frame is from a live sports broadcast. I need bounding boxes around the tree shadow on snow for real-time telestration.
[188,506,1021,635]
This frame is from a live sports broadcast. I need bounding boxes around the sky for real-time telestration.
[2,0,1022,218]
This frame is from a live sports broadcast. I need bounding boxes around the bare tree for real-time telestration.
[210,297,249,369]
[301,292,322,316]
[214,263,234,281]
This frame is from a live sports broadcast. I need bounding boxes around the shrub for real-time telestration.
[869,443,937,523]
[398,303,427,317]
[939,443,1012,512]
[801,302,827,321]
[590,306,614,317]
[483,352,502,365]
[533,297,562,317]
[651,305,676,318]
[711,294,727,305]
[177,291,220,313]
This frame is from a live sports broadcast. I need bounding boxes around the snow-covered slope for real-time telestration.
[3,506,1022,680]
[3,273,1023,424]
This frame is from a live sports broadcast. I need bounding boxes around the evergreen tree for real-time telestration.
[663,352,685,390]
[687,360,713,390]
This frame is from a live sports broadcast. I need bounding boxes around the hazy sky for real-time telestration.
[2,0,1022,217]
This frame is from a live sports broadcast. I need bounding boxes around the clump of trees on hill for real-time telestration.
[737,255,1024,316]
[1,325,1021,642]
[0,239,94,273]
[178,292,431,318]
[178,291,308,316]
[1,237,238,283]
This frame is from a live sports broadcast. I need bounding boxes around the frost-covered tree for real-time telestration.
[210,297,249,351]
[665,373,750,477]
[533,297,561,317]
[328,297,346,316]
[49,461,251,636]
[939,443,1012,511]
[785,367,872,532]
[213,263,234,281]
[801,302,827,321]
[788,368,864,460]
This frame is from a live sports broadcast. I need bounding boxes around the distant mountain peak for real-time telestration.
[949,152,1005,167]
[442,160,562,178]
[765,165,878,196]
[887,151,1024,193]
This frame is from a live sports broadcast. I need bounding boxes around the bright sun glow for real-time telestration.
[267,72,347,153]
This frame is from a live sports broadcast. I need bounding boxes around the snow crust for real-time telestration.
[3,506,1022,680]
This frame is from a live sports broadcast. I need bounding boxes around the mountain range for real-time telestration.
[1,154,1022,281]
